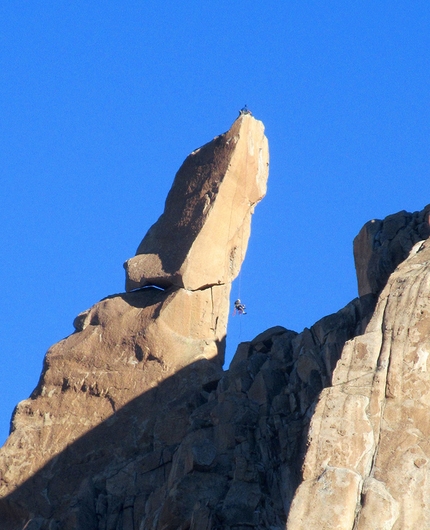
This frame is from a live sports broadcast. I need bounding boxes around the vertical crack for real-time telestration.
[352,294,392,529]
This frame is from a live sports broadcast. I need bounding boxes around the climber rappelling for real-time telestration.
[234,299,247,315]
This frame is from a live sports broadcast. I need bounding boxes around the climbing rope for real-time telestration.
[232,109,250,316]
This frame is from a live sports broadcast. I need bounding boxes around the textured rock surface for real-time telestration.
[125,114,268,291]
[0,295,374,529]
[288,238,430,529]
[1,114,430,530]
[354,204,430,297]
[0,114,269,529]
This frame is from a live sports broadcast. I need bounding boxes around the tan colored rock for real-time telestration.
[4,118,430,529]
[125,114,269,291]
[0,261,374,530]
[0,115,269,529]
[287,238,430,529]
[0,287,227,496]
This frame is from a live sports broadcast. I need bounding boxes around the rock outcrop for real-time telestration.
[0,294,375,530]
[1,109,430,530]
[287,236,430,530]
[353,205,430,297]
[0,114,269,529]
[124,114,268,292]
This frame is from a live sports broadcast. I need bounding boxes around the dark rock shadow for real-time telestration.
[1,359,225,530]
[0,293,377,530]
[354,205,430,297]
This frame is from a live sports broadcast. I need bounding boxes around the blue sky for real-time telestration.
[1,2,429,445]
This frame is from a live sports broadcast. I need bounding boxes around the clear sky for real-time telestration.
[1,2,429,446]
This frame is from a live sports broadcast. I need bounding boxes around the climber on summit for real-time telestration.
[239,105,252,116]
[234,299,246,315]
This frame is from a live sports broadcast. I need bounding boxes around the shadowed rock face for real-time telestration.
[353,204,430,297]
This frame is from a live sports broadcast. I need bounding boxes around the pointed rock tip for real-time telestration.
[124,114,269,292]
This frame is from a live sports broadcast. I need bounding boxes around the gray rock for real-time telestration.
[354,204,430,296]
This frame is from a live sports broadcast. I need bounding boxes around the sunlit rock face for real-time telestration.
[1,110,430,529]
[125,114,268,292]
[288,237,430,530]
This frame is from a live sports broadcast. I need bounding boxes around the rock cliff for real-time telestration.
[353,206,430,297]
[288,205,430,530]
[0,114,429,530]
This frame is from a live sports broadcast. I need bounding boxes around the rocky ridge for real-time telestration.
[0,114,429,529]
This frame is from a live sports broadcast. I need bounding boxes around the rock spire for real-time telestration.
[2,112,430,529]
[0,114,269,529]
[125,114,268,292]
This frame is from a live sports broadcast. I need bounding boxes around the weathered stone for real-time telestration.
[3,114,430,529]
[353,204,430,297]
[247,370,268,405]
[356,477,400,530]
[219,480,261,525]
[288,239,430,529]
[250,326,288,346]
[156,472,228,530]
[0,115,269,529]
[124,281,372,527]
[228,341,251,371]
[289,467,361,529]
[295,352,322,384]
[124,114,269,292]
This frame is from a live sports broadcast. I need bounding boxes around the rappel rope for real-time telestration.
[232,111,249,317]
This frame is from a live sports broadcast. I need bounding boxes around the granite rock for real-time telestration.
[288,238,430,529]
[124,114,269,292]
[2,117,430,529]
[354,204,430,297]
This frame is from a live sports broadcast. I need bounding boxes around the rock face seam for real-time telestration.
[352,296,391,530]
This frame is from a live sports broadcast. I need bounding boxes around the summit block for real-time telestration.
[125,114,269,291]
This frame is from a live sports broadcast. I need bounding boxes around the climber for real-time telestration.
[234,299,247,315]
[239,105,252,116]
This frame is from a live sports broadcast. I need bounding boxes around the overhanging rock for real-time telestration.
[125,114,269,291]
